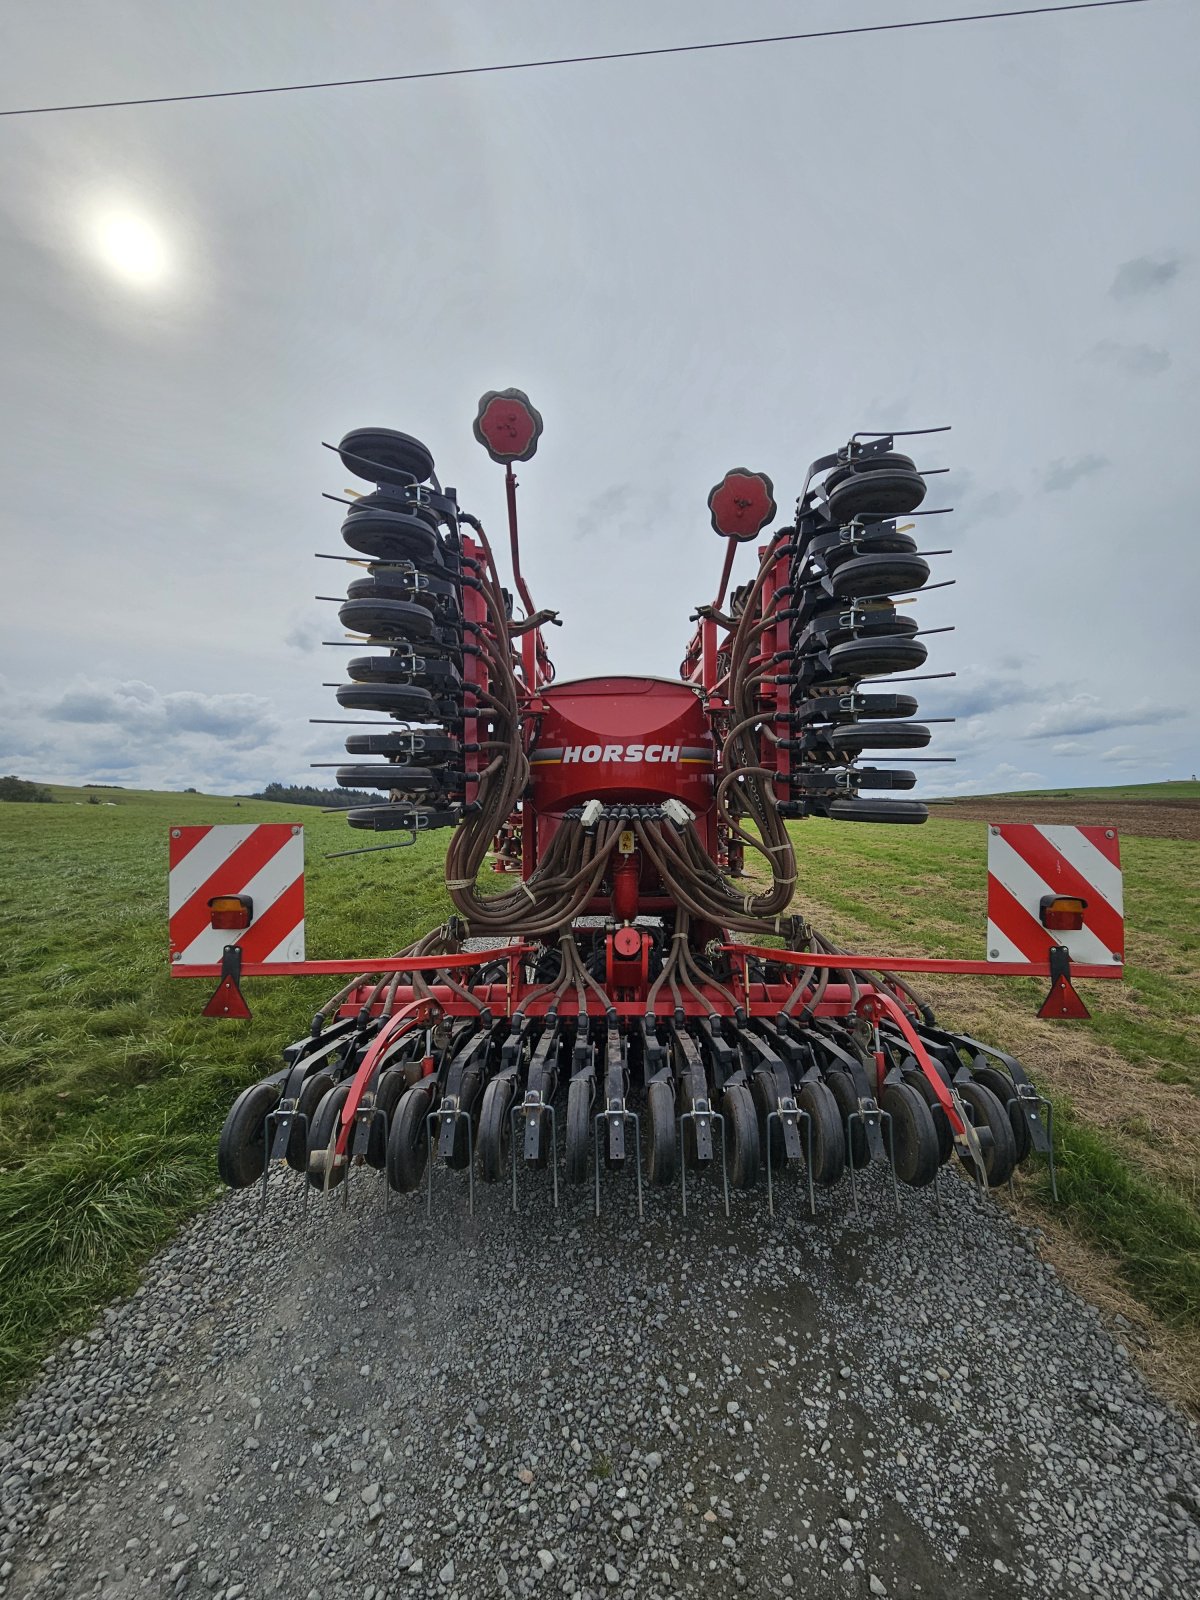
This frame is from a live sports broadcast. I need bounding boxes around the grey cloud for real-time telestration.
[165,691,278,742]
[964,488,1021,522]
[46,681,158,724]
[922,667,1043,720]
[1026,694,1186,739]
[1088,340,1170,377]
[1041,454,1109,493]
[939,762,1046,797]
[285,618,323,653]
[45,680,277,742]
[574,483,640,542]
[952,471,1022,526]
[14,678,287,785]
[1109,254,1184,300]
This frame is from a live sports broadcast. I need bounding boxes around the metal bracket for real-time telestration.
[425,1104,475,1217]
[1039,944,1090,1019]
[765,1100,815,1220]
[202,944,251,1019]
[593,1101,644,1220]
[511,1092,559,1213]
[846,1102,898,1218]
[678,1101,729,1219]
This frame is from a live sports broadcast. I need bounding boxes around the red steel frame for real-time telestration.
[173,466,1125,1016]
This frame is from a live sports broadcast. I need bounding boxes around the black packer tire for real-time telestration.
[366,1065,411,1170]
[825,722,931,755]
[565,1076,592,1185]
[795,693,919,726]
[335,764,443,794]
[828,635,928,679]
[905,1071,954,1166]
[306,1080,352,1191]
[286,1069,335,1173]
[956,1080,1017,1188]
[827,463,927,522]
[340,511,439,565]
[827,798,929,824]
[823,527,919,563]
[477,1075,517,1184]
[722,1082,760,1190]
[797,1077,846,1187]
[824,450,920,493]
[970,1065,1033,1165]
[825,1067,869,1171]
[338,597,437,642]
[879,1080,940,1188]
[217,1080,279,1189]
[750,1071,786,1170]
[334,682,440,720]
[830,552,930,599]
[646,1079,678,1187]
[346,804,458,833]
[445,1066,485,1170]
[338,427,435,486]
[344,730,458,763]
[386,1082,435,1193]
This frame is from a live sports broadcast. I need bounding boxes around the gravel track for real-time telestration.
[1,1166,1198,1600]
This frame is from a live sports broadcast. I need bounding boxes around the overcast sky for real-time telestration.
[0,0,1196,798]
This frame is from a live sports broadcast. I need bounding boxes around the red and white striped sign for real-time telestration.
[987,823,1123,968]
[169,824,305,966]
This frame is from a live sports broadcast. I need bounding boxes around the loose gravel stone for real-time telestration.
[0,1169,1197,1600]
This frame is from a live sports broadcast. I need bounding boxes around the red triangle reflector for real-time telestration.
[202,973,252,1020]
[1038,974,1090,1020]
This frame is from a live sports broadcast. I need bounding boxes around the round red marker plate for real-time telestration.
[707,468,777,541]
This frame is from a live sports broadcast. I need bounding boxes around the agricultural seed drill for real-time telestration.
[190,391,1123,1217]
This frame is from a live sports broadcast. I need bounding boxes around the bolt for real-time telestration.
[989,949,1000,959]
[1105,829,1115,839]
[171,828,181,839]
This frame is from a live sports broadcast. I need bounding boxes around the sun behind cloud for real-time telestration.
[89,206,170,289]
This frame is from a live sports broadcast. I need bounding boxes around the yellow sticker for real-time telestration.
[618,830,636,855]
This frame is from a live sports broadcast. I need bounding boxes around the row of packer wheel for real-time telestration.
[776,443,944,824]
[326,427,470,833]
[218,1005,1038,1215]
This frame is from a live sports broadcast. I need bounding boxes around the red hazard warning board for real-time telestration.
[986,823,1123,969]
[169,824,305,967]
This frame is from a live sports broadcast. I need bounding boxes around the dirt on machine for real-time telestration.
[177,390,1125,1220]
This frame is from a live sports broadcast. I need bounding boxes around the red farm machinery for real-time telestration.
[178,392,1124,1218]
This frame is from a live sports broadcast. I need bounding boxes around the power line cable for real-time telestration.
[0,1,1152,119]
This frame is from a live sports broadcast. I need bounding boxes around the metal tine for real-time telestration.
[425,1105,475,1217]
[678,1105,729,1219]
[593,1105,644,1221]
[765,1104,816,1220]
[851,426,951,439]
[846,1106,899,1219]
[259,1103,309,1214]
[510,1096,559,1213]
[1004,1085,1058,1203]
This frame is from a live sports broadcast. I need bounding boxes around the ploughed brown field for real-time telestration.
[943,795,1200,842]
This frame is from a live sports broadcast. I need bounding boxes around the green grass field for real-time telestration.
[1,782,1197,1408]
[957,781,1200,803]
[0,786,452,1405]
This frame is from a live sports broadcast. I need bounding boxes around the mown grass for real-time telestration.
[1,783,1197,1408]
[0,786,451,1405]
[785,811,1200,1339]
